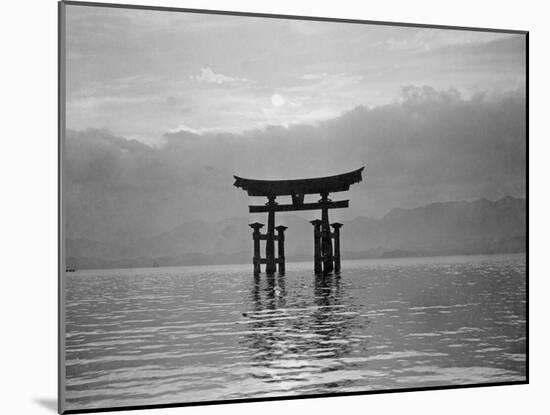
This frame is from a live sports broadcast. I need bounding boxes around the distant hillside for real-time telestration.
[345,196,525,255]
[66,196,526,269]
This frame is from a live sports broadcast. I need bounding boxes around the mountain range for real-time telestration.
[66,196,526,270]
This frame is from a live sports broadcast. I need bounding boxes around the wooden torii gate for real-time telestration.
[234,167,364,275]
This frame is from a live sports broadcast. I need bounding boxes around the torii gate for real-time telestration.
[234,167,364,275]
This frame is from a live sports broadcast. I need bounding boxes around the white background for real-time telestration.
[0,0,545,414]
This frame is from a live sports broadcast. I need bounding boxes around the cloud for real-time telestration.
[301,73,329,80]
[167,123,223,136]
[65,5,525,144]
[297,72,363,87]
[190,67,250,85]
[383,30,512,52]
[65,86,526,247]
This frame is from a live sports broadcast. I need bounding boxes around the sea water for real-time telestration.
[64,253,526,410]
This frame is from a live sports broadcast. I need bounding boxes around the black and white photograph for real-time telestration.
[59,1,527,413]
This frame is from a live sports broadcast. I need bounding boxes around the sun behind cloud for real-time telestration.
[271,94,285,107]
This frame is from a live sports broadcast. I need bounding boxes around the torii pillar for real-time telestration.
[331,222,343,273]
[276,225,287,274]
[265,196,278,274]
[320,193,334,274]
[310,219,322,274]
[249,222,264,275]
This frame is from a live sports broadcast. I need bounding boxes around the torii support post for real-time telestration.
[320,193,334,274]
[249,222,264,275]
[275,225,287,274]
[331,223,343,273]
[310,219,322,274]
[265,196,277,274]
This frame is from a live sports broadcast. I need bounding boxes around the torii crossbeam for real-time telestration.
[234,167,364,275]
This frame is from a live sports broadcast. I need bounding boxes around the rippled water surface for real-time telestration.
[65,254,526,410]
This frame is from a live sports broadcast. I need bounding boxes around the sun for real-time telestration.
[271,94,285,107]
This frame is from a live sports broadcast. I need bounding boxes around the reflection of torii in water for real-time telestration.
[234,167,365,275]
[240,273,360,370]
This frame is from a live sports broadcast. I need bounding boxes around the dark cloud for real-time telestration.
[65,86,526,246]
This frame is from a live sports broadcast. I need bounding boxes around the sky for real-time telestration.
[64,4,526,245]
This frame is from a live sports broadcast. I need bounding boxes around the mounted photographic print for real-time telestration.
[58,1,528,413]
